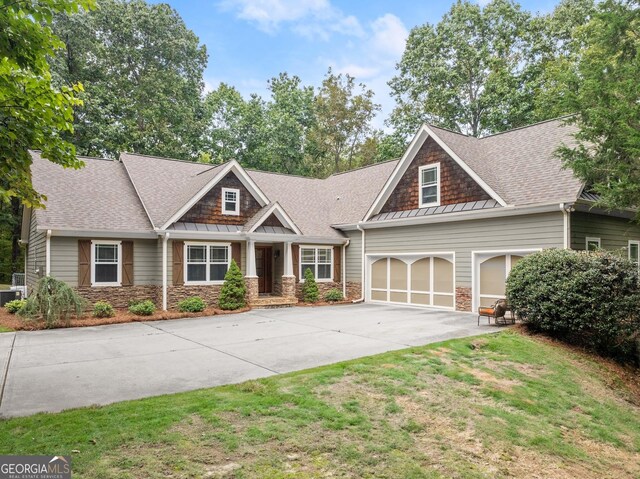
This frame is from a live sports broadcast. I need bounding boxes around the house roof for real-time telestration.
[428,117,582,206]
[29,151,153,233]
[29,117,586,239]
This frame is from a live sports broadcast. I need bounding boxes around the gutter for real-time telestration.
[560,203,575,249]
[342,239,349,298]
[352,223,366,303]
[161,231,170,311]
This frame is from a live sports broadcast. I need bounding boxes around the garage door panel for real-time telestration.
[480,256,506,296]
[389,259,407,290]
[480,296,502,308]
[369,254,454,309]
[371,259,387,290]
[390,292,407,303]
[411,258,430,292]
[433,257,454,293]
[433,294,454,308]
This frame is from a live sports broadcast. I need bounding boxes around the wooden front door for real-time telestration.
[255,246,273,294]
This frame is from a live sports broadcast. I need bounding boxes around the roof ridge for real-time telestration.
[478,115,575,140]
[427,124,473,138]
[245,168,323,180]
[328,157,401,177]
[121,151,203,165]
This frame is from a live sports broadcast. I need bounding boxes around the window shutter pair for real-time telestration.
[78,240,133,286]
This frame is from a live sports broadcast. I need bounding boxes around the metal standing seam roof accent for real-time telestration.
[367,199,501,222]
[579,191,600,202]
[170,222,242,233]
[253,226,295,235]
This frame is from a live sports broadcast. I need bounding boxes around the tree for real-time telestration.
[305,69,380,176]
[1,0,92,207]
[50,0,207,160]
[556,0,640,214]
[388,0,538,138]
[218,260,247,310]
[301,268,319,303]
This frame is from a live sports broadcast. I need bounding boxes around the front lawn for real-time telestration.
[1,331,638,478]
[0,325,13,333]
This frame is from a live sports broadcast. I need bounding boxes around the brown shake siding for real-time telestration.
[180,172,262,225]
[380,136,490,213]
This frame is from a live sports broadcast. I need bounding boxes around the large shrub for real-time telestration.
[302,268,319,303]
[19,277,86,328]
[218,260,246,310]
[128,300,156,316]
[506,249,640,363]
[178,296,206,313]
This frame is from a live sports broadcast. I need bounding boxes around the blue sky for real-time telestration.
[163,0,561,128]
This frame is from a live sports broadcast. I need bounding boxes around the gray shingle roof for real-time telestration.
[30,151,153,232]
[429,117,582,206]
[121,152,225,228]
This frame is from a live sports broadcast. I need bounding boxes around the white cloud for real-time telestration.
[220,0,364,38]
[370,13,409,59]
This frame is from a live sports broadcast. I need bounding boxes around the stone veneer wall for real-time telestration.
[295,281,361,301]
[455,287,471,312]
[166,285,224,310]
[75,286,160,309]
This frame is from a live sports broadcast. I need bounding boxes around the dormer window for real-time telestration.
[419,163,440,207]
[222,187,240,215]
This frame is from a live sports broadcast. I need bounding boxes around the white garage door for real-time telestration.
[368,254,455,309]
[473,250,538,311]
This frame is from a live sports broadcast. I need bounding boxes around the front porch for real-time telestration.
[245,240,298,307]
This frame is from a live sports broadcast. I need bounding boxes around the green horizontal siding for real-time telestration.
[571,211,640,252]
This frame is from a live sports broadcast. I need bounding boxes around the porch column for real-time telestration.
[282,241,296,299]
[245,239,259,302]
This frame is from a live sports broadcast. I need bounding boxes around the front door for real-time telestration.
[255,246,273,294]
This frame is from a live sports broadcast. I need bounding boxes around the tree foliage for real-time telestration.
[1,0,93,207]
[50,0,207,160]
[554,0,640,214]
[302,268,319,303]
[19,276,87,328]
[218,260,246,310]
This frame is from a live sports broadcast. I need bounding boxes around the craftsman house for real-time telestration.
[21,117,640,312]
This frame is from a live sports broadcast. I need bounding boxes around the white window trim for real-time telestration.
[221,187,240,216]
[91,240,122,287]
[586,237,601,251]
[299,245,333,283]
[418,163,441,208]
[628,240,640,263]
[184,241,231,285]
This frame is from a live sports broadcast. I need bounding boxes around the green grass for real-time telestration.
[1,331,639,478]
[0,325,13,333]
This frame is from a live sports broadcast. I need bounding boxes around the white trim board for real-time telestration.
[248,202,302,235]
[363,125,507,221]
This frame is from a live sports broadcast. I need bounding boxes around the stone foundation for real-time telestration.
[345,281,362,300]
[166,284,223,310]
[295,280,361,302]
[245,276,259,302]
[455,287,472,312]
[75,285,160,309]
[282,275,296,298]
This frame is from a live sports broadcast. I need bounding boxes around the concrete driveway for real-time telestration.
[0,303,493,418]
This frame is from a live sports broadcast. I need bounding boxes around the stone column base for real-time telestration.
[281,275,296,298]
[245,276,259,302]
[455,287,472,312]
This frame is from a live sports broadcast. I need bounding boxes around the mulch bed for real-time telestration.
[0,306,251,331]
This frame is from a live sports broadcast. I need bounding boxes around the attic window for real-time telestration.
[419,163,440,208]
[222,188,240,216]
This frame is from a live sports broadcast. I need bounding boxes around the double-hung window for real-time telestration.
[419,163,440,207]
[300,246,332,281]
[185,243,230,284]
[629,240,640,266]
[586,237,601,251]
[92,241,121,286]
[222,188,240,215]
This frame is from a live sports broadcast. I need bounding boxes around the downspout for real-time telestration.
[342,240,349,298]
[560,203,573,249]
[353,223,366,303]
[162,232,170,311]
[45,229,52,276]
